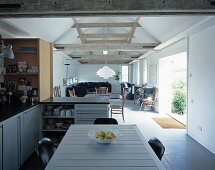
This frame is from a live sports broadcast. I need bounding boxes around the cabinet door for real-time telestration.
[20,105,41,164]
[2,115,19,170]
[0,123,3,170]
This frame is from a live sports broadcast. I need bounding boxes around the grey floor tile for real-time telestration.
[113,100,215,170]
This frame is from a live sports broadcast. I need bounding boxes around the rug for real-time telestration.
[152,117,186,129]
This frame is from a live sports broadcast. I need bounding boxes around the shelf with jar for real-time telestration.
[3,38,51,102]
[42,104,75,131]
[41,104,75,146]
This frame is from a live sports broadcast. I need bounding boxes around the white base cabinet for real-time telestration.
[20,105,41,165]
[75,104,109,124]
[0,123,3,170]
[0,115,19,170]
[41,103,109,146]
[0,105,41,170]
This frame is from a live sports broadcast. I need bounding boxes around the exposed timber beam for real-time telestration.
[85,40,128,43]
[127,16,140,43]
[78,33,130,38]
[78,60,132,64]
[0,0,214,17]
[71,22,141,28]
[73,18,86,43]
[70,55,137,60]
[54,43,159,51]
[70,55,137,64]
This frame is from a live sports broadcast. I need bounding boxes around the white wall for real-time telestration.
[143,24,215,154]
[146,52,159,87]
[139,60,144,85]
[53,52,79,97]
[128,64,133,83]
[132,62,139,85]
[77,64,122,93]
[188,25,215,154]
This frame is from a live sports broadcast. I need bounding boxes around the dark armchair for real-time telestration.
[120,82,135,100]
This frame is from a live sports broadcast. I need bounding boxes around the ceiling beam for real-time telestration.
[85,40,128,43]
[73,18,86,43]
[71,22,141,28]
[71,55,136,64]
[78,33,130,38]
[70,55,138,60]
[127,16,140,43]
[79,60,131,64]
[54,43,159,51]
[0,0,214,17]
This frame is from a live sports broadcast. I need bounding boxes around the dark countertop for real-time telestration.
[0,101,39,122]
[41,97,110,104]
[0,97,109,122]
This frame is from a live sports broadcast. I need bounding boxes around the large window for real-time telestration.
[121,65,128,82]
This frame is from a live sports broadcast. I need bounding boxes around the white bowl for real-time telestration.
[55,122,63,128]
[88,129,122,144]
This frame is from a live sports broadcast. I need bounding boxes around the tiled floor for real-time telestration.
[111,99,215,170]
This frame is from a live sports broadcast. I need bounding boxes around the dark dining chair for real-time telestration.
[148,137,165,160]
[35,137,56,169]
[94,118,118,124]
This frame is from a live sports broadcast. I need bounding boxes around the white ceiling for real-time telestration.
[1,16,207,64]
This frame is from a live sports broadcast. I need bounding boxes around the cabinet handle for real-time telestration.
[0,125,3,170]
[17,117,21,167]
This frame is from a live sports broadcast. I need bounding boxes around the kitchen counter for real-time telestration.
[41,97,110,124]
[0,101,38,122]
[41,97,110,104]
[0,96,110,123]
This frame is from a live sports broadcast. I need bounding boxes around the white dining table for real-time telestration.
[45,124,166,170]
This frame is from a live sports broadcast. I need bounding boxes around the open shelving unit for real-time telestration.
[41,104,75,146]
[3,38,51,101]
[40,100,109,146]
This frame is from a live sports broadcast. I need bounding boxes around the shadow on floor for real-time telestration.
[19,153,42,170]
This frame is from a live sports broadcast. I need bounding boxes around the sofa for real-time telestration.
[66,82,111,97]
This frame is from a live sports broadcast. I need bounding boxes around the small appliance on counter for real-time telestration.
[26,89,33,104]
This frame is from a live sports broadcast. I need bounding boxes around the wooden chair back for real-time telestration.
[95,87,109,94]
[122,92,128,107]
[68,89,76,97]
[110,92,127,122]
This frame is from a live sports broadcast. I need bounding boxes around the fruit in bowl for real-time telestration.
[96,131,116,140]
[88,129,121,144]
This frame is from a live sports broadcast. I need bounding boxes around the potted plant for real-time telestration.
[113,70,121,81]
[171,81,186,115]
